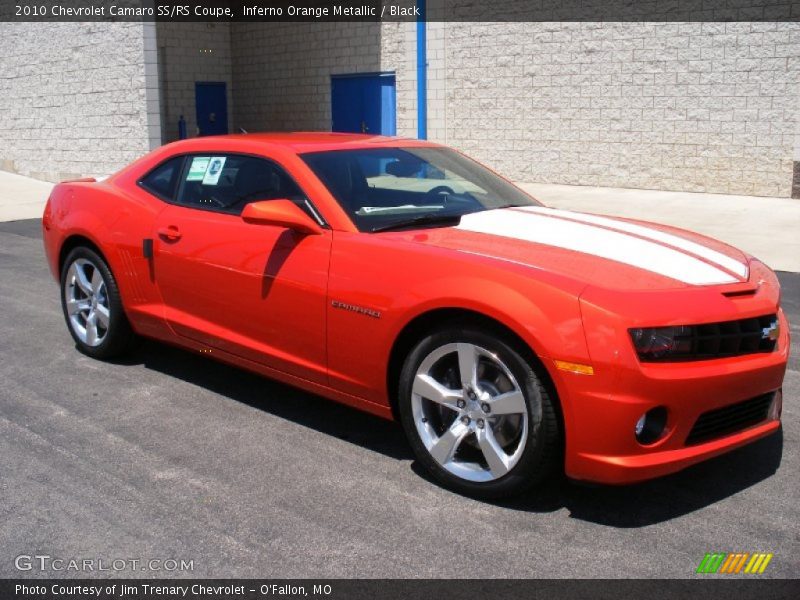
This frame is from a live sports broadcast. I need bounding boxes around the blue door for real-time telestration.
[331,73,396,136]
[195,82,228,136]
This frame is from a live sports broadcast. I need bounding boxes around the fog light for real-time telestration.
[634,407,668,445]
[768,389,783,421]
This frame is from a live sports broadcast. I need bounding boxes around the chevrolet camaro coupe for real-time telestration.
[42,133,789,498]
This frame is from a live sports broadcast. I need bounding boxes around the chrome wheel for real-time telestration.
[63,258,110,347]
[411,342,529,482]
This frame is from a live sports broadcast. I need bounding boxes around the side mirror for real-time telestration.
[241,199,323,235]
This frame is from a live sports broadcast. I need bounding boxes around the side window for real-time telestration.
[176,155,305,215]
[139,156,185,201]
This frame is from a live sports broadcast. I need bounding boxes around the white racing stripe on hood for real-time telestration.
[519,206,748,279]
[456,209,739,285]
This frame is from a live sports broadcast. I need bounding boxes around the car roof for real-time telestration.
[162,132,441,154]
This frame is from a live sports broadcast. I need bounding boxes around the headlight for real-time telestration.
[629,326,693,361]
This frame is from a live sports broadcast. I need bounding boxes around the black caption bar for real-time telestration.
[1,579,799,600]
[2,0,800,22]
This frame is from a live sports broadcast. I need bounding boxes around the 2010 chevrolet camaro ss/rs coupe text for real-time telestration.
[42,133,789,498]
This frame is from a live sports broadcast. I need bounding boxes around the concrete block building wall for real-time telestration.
[385,21,418,138]
[156,22,233,143]
[226,18,799,198]
[231,22,416,136]
[0,14,796,199]
[435,21,800,198]
[0,22,157,182]
[425,21,448,143]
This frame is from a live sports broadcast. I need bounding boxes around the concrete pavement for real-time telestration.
[0,219,797,578]
[521,182,800,273]
[0,169,797,272]
[0,170,53,221]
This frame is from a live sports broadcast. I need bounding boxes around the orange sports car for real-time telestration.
[42,133,789,498]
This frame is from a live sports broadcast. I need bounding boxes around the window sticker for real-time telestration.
[186,157,210,181]
[202,156,227,186]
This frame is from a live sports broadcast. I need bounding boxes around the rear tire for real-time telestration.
[60,247,136,359]
[398,325,560,499]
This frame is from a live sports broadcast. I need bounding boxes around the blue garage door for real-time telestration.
[331,73,396,136]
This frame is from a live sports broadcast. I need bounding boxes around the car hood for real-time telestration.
[388,206,751,290]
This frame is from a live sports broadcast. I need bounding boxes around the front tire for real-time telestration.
[60,247,135,359]
[398,326,560,499]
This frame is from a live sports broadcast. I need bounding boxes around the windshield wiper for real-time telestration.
[371,213,462,233]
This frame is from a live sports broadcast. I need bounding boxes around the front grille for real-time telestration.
[632,314,779,362]
[686,393,774,446]
[690,314,778,360]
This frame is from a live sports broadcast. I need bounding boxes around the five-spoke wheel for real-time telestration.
[399,325,560,498]
[411,342,529,482]
[64,257,111,347]
[60,247,135,359]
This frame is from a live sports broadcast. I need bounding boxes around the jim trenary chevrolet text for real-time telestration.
[42,133,789,499]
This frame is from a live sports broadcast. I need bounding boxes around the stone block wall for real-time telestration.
[0,22,158,181]
[2,14,796,197]
[230,22,416,137]
[435,21,800,197]
[156,21,233,143]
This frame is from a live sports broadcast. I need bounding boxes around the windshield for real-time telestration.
[300,147,541,232]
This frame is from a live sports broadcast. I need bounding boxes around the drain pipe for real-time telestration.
[416,0,427,139]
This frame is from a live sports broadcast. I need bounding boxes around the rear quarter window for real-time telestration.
[139,156,185,201]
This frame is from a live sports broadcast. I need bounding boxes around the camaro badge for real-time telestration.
[331,300,381,319]
[762,320,780,342]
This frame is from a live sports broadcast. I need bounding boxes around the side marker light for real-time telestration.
[553,360,594,375]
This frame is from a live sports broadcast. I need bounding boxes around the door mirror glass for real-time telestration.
[241,200,322,235]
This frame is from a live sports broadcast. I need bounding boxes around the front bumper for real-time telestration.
[565,388,782,484]
[558,271,789,485]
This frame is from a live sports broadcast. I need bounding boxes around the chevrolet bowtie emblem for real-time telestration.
[762,320,780,342]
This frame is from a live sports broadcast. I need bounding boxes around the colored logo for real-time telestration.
[696,552,773,574]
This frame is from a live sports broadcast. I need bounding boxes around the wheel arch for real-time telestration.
[58,234,108,278]
[385,307,564,442]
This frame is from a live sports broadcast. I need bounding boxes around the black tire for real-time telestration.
[60,246,136,359]
[398,325,561,499]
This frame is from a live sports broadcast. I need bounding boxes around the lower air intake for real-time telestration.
[686,393,774,446]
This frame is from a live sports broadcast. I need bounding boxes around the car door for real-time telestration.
[151,153,331,385]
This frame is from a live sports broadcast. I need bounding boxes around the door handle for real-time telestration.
[157,226,182,241]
